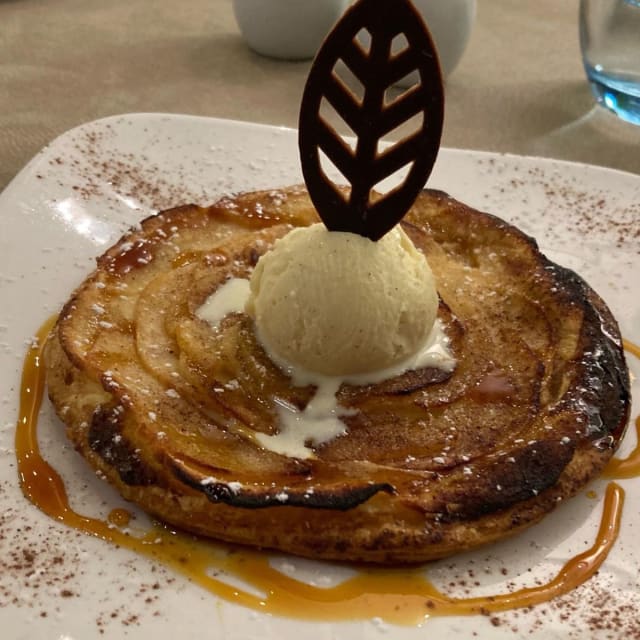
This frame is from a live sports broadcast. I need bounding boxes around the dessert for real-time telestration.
[44,185,630,563]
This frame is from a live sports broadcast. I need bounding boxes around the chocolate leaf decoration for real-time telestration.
[299,0,444,241]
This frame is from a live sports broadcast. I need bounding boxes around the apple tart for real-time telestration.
[45,186,630,563]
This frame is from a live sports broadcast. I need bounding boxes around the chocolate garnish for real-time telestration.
[298,0,444,241]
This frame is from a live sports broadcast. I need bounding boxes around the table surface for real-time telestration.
[2,0,639,194]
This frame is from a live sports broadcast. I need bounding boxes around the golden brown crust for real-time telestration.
[44,186,630,564]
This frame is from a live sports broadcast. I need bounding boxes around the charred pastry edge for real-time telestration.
[87,404,157,487]
[541,260,631,441]
[537,261,631,447]
[82,395,399,511]
[171,457,395,510]
[437,440,576,522]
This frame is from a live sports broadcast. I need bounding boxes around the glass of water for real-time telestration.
[580,0,640,125]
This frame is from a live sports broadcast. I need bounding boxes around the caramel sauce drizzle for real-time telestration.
[605,415,640,479]
[604,338,640,479]
[623,338,640,360]
[14,319,635,624]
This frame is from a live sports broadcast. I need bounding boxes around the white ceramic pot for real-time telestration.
[419,0,476,74]
[398,0,477,85]
[232,0,349,61]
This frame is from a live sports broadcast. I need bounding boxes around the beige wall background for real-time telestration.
[1,0,639,192]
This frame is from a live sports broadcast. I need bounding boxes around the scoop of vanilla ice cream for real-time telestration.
[246,223,439,376]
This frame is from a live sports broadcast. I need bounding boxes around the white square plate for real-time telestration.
[0,114,638,639]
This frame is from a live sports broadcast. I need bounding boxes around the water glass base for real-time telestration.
[586,69,640,126]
